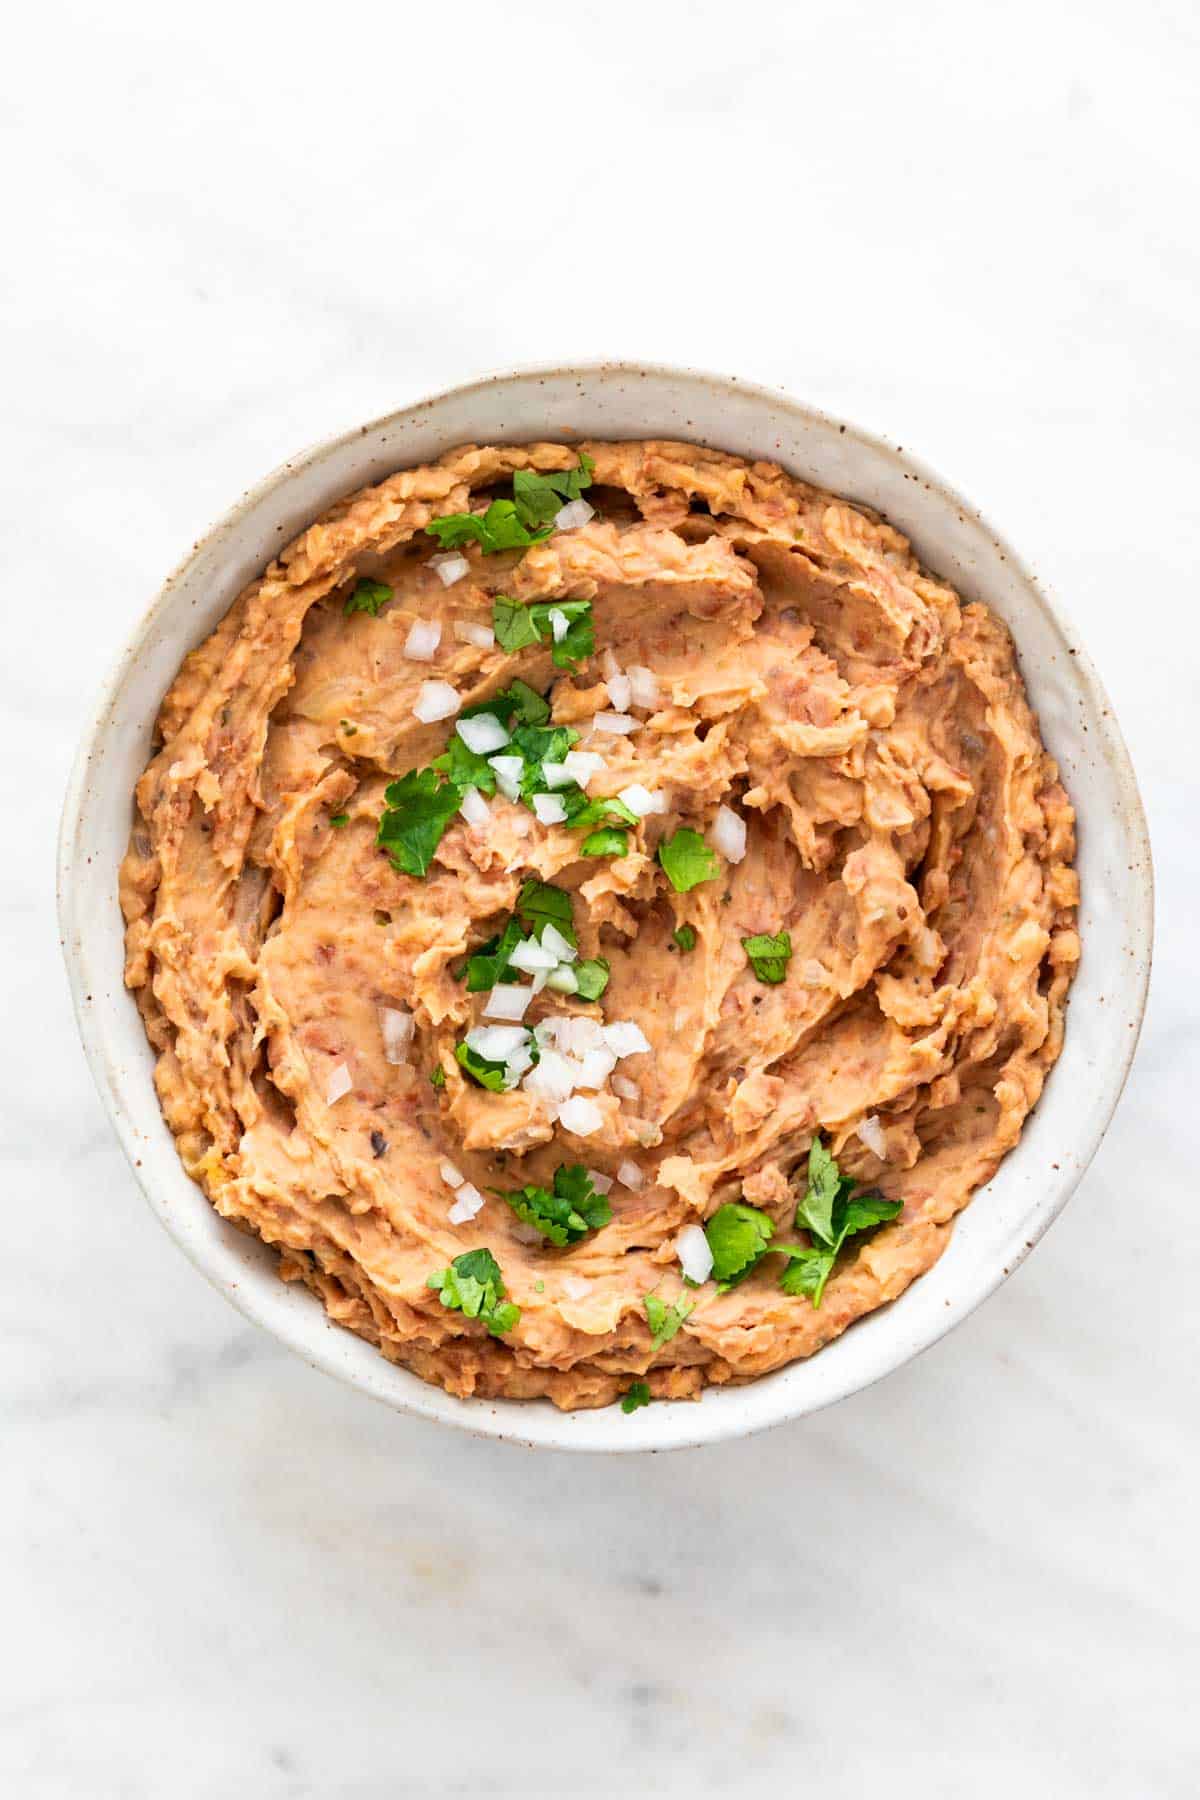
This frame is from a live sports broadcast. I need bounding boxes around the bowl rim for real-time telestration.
[57,359,1154,1452]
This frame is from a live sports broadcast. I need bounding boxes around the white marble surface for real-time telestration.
[5,2,1199,1793]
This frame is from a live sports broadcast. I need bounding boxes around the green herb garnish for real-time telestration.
[329,812,349,828]
[742,930,792,984]
[493,596,595,672]
[343,578,393,617]
[777,1137,901,1307]
[426,455,594,556]
[496,1164,611,1247]
[621,1381,651,1414]
[430,1066,446,1089]
[572,958,611,1000]
[704,1201,776,1290]
[515,879,577,943]
[658,828,721,892]
[580,827,628,858]
[644,1292,695,1348]
[426,1248,520,1337]
[672,924,696,952]
[376,768,463,878]
[454,1041,511,1092]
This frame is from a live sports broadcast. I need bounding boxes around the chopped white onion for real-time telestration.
[459,785,491,827]
[548,607,570,643]
[453,619,495,650]
[529,970,549,995]
[626,665,661,709]
[617,783,664,818]
[711,803,747,864]
[532,792,567,826]
[541,922,577,964]
[802,959,827,987]
[606,672,633,712]
[601,648,622,682]
[448,1182,485,1224]
[559,750,605,788]
[509,812,532,837]
[617,1159,645,1190]
[457,714,510,756]
[677,1223,714,1285]
[603,1020,652,1058]
[504,1043,535,1083]
[403,618,442,662]
[509,937,559,973]
[554,498,595,531]
[325,1062,353,1105]
[465,1024,529,1061]
[523,1049,579,1105]
[587,1170,615,1195]
[429,552,469,587]
[557,1095,604,1136]
[439,1160,465,1189]
[857,1115,887,1158]
[593,711,637,736]
[412,680,461,724]
[561,1273,591,1301]
[546,964,578,994]
[554,1016,603,1056]
[487,753,524,801]
[575,1046,618,1090]
[483,983,532,1022]
[611,1074,640,1102]
[380,1006,414,1065]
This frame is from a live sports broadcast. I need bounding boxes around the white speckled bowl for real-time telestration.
[57,363,1153,1452]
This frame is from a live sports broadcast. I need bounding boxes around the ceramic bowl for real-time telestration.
[57,363,1153,1452]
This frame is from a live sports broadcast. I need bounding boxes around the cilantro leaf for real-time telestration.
[795,1135,844,1245]
[673,924,696,952]
[427,498,551,555]
[704,1202,775,1289]
[658,828,721,892]
[465,917,526,993]
[497,1163,611,1247]
[460,679,551,729]
[644,1292,695,1348]
[742,930,792,985]
[329,812,349,828]
[492,595,595,672]
[343,577,393,617]
[573,958,610,1001]
[492,597,543,655]
[511,722,580,794]
[621,1381,651,1414]
[432,732,498,796]
[426,1247,521,1336]
[581,827,628,857]
[511,454,595,528]
[515,880,577,944]
[783,1135,903,1306]
[777,1246,835,1303]
[376,769,462,877]
[430,1066,446,1089]
[455,1041,511,1092]
[562,789,639,831]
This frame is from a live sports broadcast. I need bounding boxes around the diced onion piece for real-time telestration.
[626,665,661,709]
[604,1020,652,1058]
[403,618,442,662]
[548,607,570,643]
[617,783,664,818]
[593,711,637,736]
[460,785,491,827]
[601,648,621,681]
[606,672,633,712]
[448,1183,485,1224]
[453,619,496,649]
[523,1049,579,1105]
[541,922,577,963]
[440,1161,465,1189]
[711,803,747,863]
[554,498,595,532]
[457,714,510,756]
[546,964,578,994]
[677,1223,714,1285]
[857,1115,887,1158]
[325,1062,353,1105]
[430,552,469,587]
[504,1043,535,1083]
[510,812,532,837]
[413,680,461,724]
[555,1017,603,1056]
[575,1047,618,1090]
[557,1095,604,1136]
[588,1170,614,1195]
[487,753,524,801]
[532,792,567,826]
[509,937,559,973]
[558,750,605,788]
[529,970,548,995]
[380,1006,414,1065]
[465,1024,529,1061]
[617,1159,645,1190]
[611,1074,640,1102]
[562,1273,591,1300]
[483,983,532,1022]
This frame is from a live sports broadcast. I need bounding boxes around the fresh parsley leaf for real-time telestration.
[376,769,462,877]
[580,827,628,857]
[673,924,697,952]
[515,880,577,945]
[426,1247,521,1336]
[496,1163,611,1247]
[430,1066,446,1089]
[742,930,792,985]
[455,1041,511,1092]
[573,958,610,1001]
[658,828,721,892]
[492,596,543,655]
[427,498,551,555]
[704,1201,776,1289]
[465,918,526,993]
[644,1292,695,1348]
[621,1381,651,1414]
[461,679,551,729]
[343,578,393,617]
[432,732,498,796]
[329,812,349,828]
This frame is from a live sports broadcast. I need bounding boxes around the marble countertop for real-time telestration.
[6,2,1198,1793]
